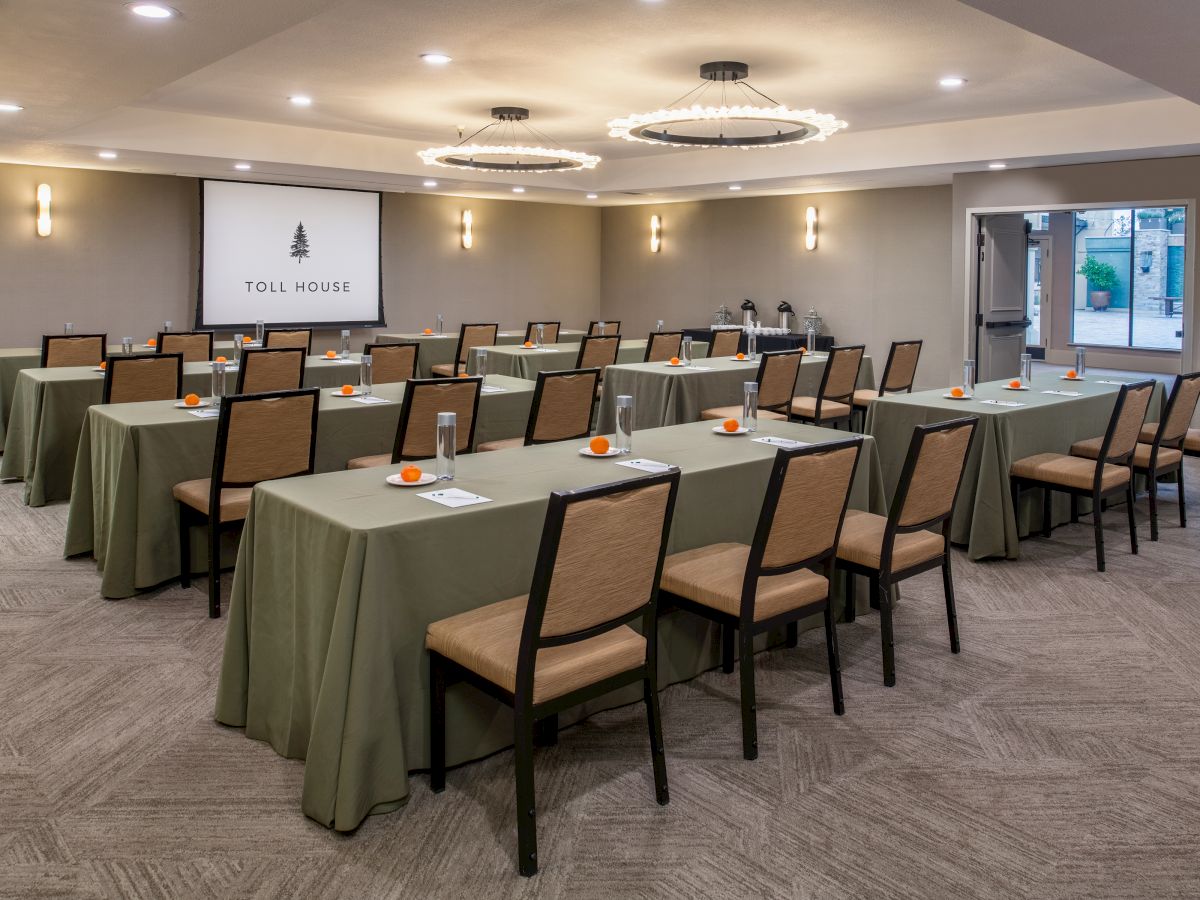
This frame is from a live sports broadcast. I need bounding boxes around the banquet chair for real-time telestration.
[707,329,743,358]
[523,321,561,344]
[575,334,621,397]
[40,333,107,367]
[1010,380,1154,571]
[427,470,680,876]
[102,352,183,404]
[346,376,481,467]
[235,347,306,394]
[659,438,863,760]
[478,368,600,451]
[644,330,683,363]
[1073,371,1200,540]
[851,340,921,427]
[836,418,978,686]
[363,342,418,384]
[699,349,803,423]
[263,328,312,353]
[157,330,214,363]
[789,344,865,429]
[588,320,621,336]
[174,388,319,618]
[431,323,498,377]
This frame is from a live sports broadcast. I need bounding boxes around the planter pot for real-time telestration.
[1172,222,1186,234]
[1139,217,1167,230]
[1089,290,1111,311]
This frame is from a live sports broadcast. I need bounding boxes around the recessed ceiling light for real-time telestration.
[988,162,1007,169]
[289,95,313,107]
[128,3,176,19]
[586,193,598,199]
[728,185,742,191]
[423,180,438,187]
[0,102,23,112]
[98,151,118,159]
[420,53,452,65]
[512,187,525,193]
[939,76,966,88]
[234,163,252,170]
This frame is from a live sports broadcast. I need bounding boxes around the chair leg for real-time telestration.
[1126,485,1138,556]
[822,606,845,716]
[785,621,799,648]
[177,504,191,588]
[943,558,960,654]
[208,520,221,618]
[533,714,558,748]
[868,575,880,610]
[1041,487,1053,538]
[738,629,758,760]
[1070,494,1079,525]
[643,675,669,805]
[429,654,447,793]
[1148,469,1159,541]
[721,623,735,674]
[1011,480,1021,538]
[1093,490,1106,572]
[879,579,896,687]
[1179,467,1188,528]
[514,707,538,877]
[843,570,857,623]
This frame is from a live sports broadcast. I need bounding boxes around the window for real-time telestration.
[1072,207,1185,351]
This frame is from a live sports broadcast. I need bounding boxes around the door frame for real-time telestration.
[1026,232,1051,357]
[964,200,1194,375]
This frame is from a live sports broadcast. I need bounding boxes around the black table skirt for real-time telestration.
[681,328,836,355]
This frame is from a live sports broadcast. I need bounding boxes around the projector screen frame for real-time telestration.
[195,178,386,330]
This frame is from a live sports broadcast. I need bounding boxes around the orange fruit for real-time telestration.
[184,393,200,406]
[1009,379,1021,389]
[1066,369,1077,379]
[99,361,107,370]
[523,341,533,348]
[950,387,965,398]
[325,350,337,358]
[457,372,469,378]
[589,435,610,455]
[215,356,227,363]
[423,328,433,335]
[146,338,156,347]
[723,418,740,432]
[243,335,253,343]
[670,356,680,365]
[340,384,354,395]
[735,352,745,360]
[400,465,422,483]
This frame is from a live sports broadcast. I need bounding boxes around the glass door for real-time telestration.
[1025,237,1048,351]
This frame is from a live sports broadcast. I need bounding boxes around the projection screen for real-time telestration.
[198,180,383,329]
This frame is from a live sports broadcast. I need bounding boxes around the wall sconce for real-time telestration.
[650,214,662,253]
[804,206,817,251]
[460,209,473,249]
[36,183,52,237]
[1138,249,1153,273]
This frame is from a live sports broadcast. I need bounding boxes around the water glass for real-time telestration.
[121,336,133,355]
[436,313,444,336]
[747,330,757,360]
[655,320,664,332]
[436,412,456,480]
[743,382,759,432]
[64,323,74,335]
[1075,347,1087,376]
[360,355,373,397]
[806,327,816,354]
[597,320,607,335]
[681,336,693,366]
[211,361,227,402]
[163,320,172,334]
[616,395,634,454]
[339,329,350,359]
[233,334,243,365]
[962,359,976,398]
[474,346,487,384]
[1020,352,1032,386]
[255,320,265,344]
[535,323,545,349]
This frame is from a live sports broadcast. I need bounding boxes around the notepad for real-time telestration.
[1094,380,1127,385]
[1041,390,1081,397]
[979,399,1025,407]
[417,488,493,508]
[615,459,674,473]
[350,395,390,404]
[187,408,221,419]
[480,385,507,393]
[752,436,809,450]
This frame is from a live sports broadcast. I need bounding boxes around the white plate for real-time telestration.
[663,362,686,367]
[578,446,622,457]
[730,357,756,362]
[712,425,750,435]
[1002,385,1031,391]
[92,367,106,373]
[1060,375,1085,381]
[330,388,363,397]
[942,393,972,400]
[385,472,438,487]
[174,400,211,408]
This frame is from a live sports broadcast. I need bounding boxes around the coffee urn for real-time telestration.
[740,299,758,328]
[777,301,794,332]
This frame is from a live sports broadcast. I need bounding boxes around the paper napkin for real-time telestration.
[350,395,390,404]
[417,488,493,508]
[752,436,810,450]
[979,399,1025,407]
[1041,390,1081,397]
[480,385,508,393]
[615,459,674,473]
[187,408,221,419]
[1094,380,1127,385]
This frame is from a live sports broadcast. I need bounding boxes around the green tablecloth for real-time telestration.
[63,375,535,599]
[214,418,887,831]
[378,330,589,378]
[469,339,707,380]
[2,355,363,507]
[595,352,875,433]
[865,374,1165,560]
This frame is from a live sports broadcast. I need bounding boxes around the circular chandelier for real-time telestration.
[419,107,600,173]
[608,62,846,149]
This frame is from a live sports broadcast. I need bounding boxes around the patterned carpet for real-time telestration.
[3,464,1200,899]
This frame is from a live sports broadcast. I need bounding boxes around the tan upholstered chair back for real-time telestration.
[897,422,974,527]
[538,481,673,638]
[265,329,312,351]
[527,322,560,343]
[578,335,620,371]
[882,341,922,392]
[758,352,802,410]
[1108,382,1155,461]
[239,349,304,394]
[530,371,598,442]
[44,335,105,367]
[458,324,498,363]
[106,355,181,404]
[1161,373,1200,444]
[709,330,741,358]
[160,332,212,363]
[645,331,682,363]
[221,393,317,485]
[761,444,859,569]
[590,321,620,336]
[823,346,864,400]
[401,380,479,458]
[367,343,417,384]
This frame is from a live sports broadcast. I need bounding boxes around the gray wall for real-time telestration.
[600,187,956,388]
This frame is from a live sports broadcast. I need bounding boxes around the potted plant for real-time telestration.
[1078,256,1118,311]
[1137,208,1168,229]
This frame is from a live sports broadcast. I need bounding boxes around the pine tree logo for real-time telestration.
[290,221,310,263]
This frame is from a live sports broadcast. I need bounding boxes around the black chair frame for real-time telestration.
[363,341,420,382]
[523,321,562,344]
[40,333,108,367]
[587,320,621,336]
[432,323,499,377]
[102,352,184,403]
[234,347,307,394]
[1133,372,1198,540]
[790,344,865,429]
[753,349,804,417]
[522,368,601,446]
[156,330,214,362]
[263,328,313,354]
[573,333,622,370]
[643,331,684,363]
[390,376,483,463]
[854,339,922,429]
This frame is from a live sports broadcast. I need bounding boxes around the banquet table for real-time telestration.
[214,417,887,831]
[594,352,875,434]
[681,328,837,353]
[865,374,1166,561]
[63,375,535,600]
[470,339,709,380]
[2,354,364,507]
[378,330,588,378]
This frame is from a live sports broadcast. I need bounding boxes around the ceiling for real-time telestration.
[0,0,1196,203]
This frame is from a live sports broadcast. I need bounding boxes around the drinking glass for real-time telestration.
[436,313,444,336]
[655,320,664,332]
[681,336,693,366]
[436,412,456,480]
[1020,352,1032,387]
[616,395,634,454]
[535,323,545,349]
[962,359,976,398]
[474,347,487,385]
[255,320,265,344]
[162,320,172,334]
[747,330,757,360]
[339,329,350,359]
[806,327,816,354]
[360,355,373,397]
[211,361,227,402]
[743,382,759,432]
[1075,347,1087,376]
[233,334,243,366]
[64,323,74,335]
[121,336,133,356]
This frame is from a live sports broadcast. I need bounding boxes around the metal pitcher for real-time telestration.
[740,299,757,328]
[777,301,794,332]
